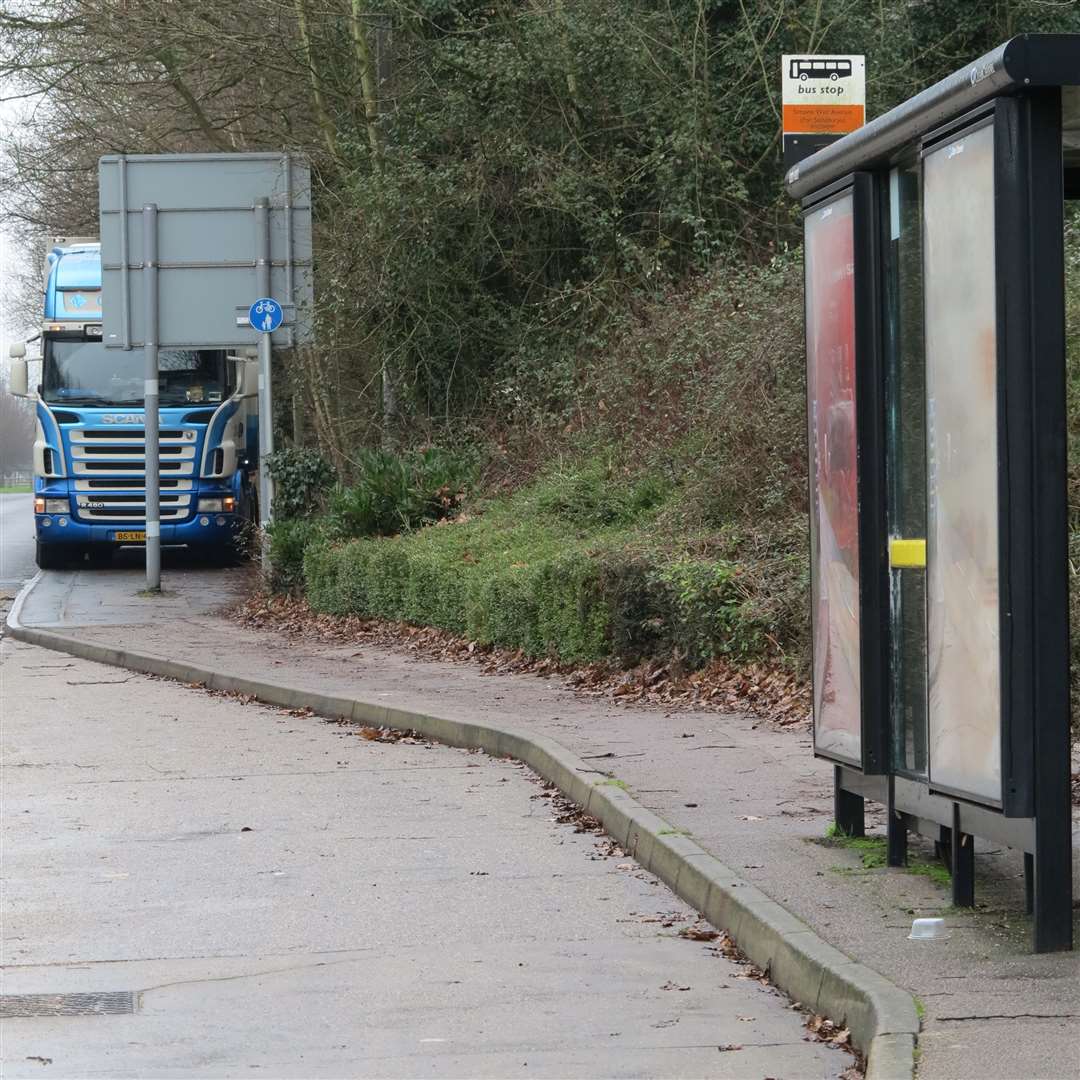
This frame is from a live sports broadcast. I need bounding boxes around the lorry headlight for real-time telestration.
[197,498,223,512]
[34,496,45,513]
[44,498,69,514]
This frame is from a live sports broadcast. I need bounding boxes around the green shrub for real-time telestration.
[301,539,346,614]
[325,447,474,539]
[266,518,322,591]
[655,558,761,666]
[266,447,337,521]
[521,459,671,528]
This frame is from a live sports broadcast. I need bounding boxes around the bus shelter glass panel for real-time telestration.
[923,122,1002,804]
[884,162,928,778]
[805,191,861,764]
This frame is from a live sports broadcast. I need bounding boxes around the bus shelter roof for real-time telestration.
[785,34,1080,201]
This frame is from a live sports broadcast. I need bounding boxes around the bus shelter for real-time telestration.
[786,34,1079,952]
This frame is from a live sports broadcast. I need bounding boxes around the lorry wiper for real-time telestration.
[47,395,141,406]
[46,394,113,406]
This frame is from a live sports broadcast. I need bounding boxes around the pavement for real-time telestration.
[5,543,1080,1078]
[1,609,854,1079]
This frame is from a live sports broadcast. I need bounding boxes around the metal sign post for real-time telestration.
[99,152,313,576]
[253,199,275,538]
[142,203,160,592]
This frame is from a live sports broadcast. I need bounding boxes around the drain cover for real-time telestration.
[0,991,136,1017]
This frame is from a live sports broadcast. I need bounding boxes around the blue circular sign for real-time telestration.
[249,297,283,333]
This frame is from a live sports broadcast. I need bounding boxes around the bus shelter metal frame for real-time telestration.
[788,35,1076,953]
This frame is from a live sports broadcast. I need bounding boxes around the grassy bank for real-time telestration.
[267,253,810,675]
[273,458,777,670]
[267,222,1080,732]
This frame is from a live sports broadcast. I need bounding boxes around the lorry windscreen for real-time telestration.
[43,338,233,407]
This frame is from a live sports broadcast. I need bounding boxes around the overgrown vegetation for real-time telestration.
[266,448,337,521]
[278,455,766,666]
[6,3,1080,705]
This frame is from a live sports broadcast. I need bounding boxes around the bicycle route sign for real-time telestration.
[249,297,283,333]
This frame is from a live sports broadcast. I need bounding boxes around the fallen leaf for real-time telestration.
[678,925,720,942]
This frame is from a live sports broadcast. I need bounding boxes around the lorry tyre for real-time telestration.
[35,541,66,571]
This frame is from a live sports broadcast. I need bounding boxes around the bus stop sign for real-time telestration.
[782,54,866,169]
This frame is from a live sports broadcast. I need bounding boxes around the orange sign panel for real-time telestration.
[783,103,865,135]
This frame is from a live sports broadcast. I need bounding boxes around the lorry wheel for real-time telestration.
[35,541,66,571]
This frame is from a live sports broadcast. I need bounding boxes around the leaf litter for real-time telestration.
[232,593,810,730]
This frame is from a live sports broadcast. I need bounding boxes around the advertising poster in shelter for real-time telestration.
[923,124,1002,804]
[805,193,861,763]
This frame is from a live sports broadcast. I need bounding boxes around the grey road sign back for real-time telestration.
[99,153,313,349]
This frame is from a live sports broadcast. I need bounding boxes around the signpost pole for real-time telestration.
[142,203,161,592]
[254,197,274,538]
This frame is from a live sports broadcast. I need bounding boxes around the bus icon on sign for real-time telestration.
[790,58,852,82]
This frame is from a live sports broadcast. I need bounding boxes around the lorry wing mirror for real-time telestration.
[9,342,27,359]
[8,357,29,398]
[240,359,259,398]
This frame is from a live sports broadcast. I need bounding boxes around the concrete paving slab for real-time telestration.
[9,564,1077,1079]
[1,629,851,1079]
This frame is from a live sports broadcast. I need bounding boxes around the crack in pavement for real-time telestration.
[935,1013,1080,1023]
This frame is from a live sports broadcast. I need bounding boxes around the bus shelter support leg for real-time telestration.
[887,777,907,867]
[833,765,864,838]
[1032,824,1073,952]
[950,802,974,908]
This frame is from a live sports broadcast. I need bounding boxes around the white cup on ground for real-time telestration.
[908,917,947,940]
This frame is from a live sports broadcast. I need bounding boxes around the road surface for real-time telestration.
[0,627,851,1079]
[0,492,35,590]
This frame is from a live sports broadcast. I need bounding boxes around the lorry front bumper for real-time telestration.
[35,513,241,546]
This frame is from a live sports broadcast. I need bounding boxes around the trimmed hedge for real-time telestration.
[298,515,764,667]
[266,518,321,591]
[272,457,770,667]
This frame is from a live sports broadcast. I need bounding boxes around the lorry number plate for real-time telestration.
[114,531,146,542]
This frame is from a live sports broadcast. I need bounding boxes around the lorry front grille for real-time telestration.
[80,429,184,440]
[67,427,201,522]
[75,478,191,491]
[75,494,192,522]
